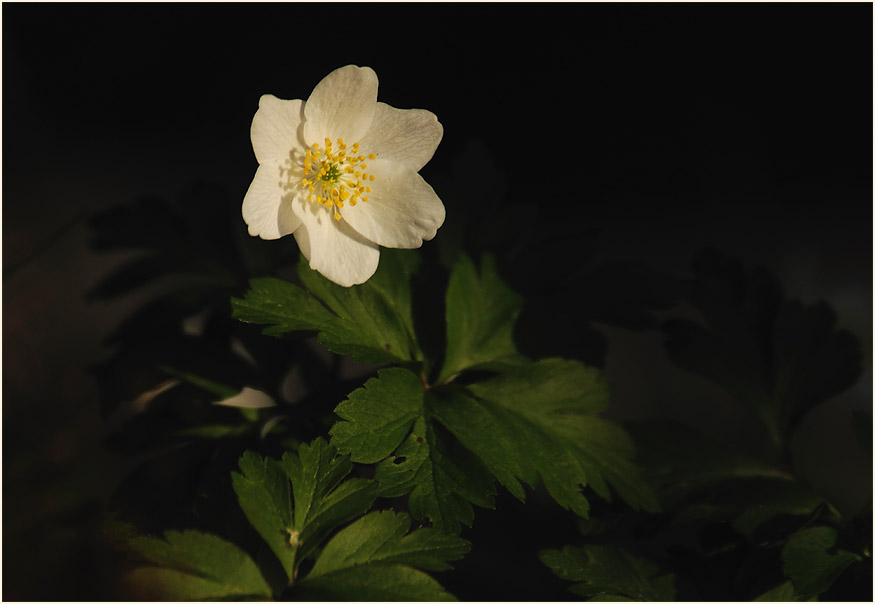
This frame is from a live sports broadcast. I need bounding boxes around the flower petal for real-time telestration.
[251,95,305,164]
[292,198,380,287]
[359,103,443,172]
[303,65,378,147]
[340,159,445,249]
[242,162,302,239]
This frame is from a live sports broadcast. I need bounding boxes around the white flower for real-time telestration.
[243,65,445,287]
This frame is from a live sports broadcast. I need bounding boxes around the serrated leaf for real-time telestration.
[278,438,380,568]
[295,564,456,601]
[231,276,336,336]
[308,510,469,575]
[539,545,676,601]
[330,366,424,464]
[330,368,495,533]
[331,362,652,531]
[782,525,861,598]
[126,530,271,600]
[438,253,525,382]
[232,451,294,579]
[297,251,421,363]
[294,510,466,601]
[433,359,658,515]
[375,417,496,534]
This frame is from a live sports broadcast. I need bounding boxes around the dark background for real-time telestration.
[3,3,872,600]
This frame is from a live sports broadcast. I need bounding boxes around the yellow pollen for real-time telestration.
[283,139,378,221]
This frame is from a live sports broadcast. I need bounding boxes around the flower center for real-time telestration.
[283,137,376,221]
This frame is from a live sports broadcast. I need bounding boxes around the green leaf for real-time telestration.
[295,511,467,601]
[231,250,421,364]
[125,530,272,600]
[435,359,659,515]
[539,545,676,601]
[277,438,380,570]
[297,251,421,363]
[232,451,294,580]
[374,416,496,534]
[231,276,336,336]
[331,367,495,533]
[782,526,861,598]
[438,253,525,382]
[331,362,654,533]
[330,366,425,464]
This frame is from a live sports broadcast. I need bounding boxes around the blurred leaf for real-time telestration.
[782,525,861,598]
[294,510,466,601]
[539,545,676,601]
[851,409,873,454]
[772,301,863,434]
[438,253,525,382]
[625,420,791,506]
[664,249,862,446]
[752,580,815,601]
[125,530,271,600]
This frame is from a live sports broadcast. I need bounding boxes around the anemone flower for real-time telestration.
[243,65,445,286]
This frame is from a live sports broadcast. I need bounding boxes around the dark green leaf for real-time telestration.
[277,438,380,569]
[625,420,792,506]
[307,510,469,574]
[330,367,424,464]
[539,545,676,601]
[295,510,467,601]
[374,417,496,534]
[664,249,863,446]
[434,359,658,515]
[232,451,295,580]
[231,276,336,336]
[330,368,495,533]
[438,253,525,382]
[126,530,272,600]
[782,526,861,598]
[295,564,456,601]
[297,251,421,363]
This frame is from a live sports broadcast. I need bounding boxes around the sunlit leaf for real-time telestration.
[438,253,525,382]
[294,510,467,601]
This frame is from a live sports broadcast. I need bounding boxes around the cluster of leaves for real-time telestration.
[233,250,658,535]
[538,250,871,602]
[117,439,468,600]
[90,189,869,601]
